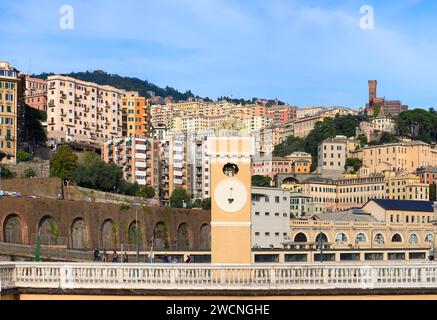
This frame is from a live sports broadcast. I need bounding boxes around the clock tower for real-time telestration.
[207,135,254,264]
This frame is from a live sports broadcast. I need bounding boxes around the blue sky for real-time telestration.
[1,0,436,108]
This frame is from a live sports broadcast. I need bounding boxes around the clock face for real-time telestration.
[214,178,248,213]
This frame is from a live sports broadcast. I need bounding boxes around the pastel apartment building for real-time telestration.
[0,62,22,164]
[354,140,437,174]
[47,75,125,146]
[122,91,149,138]
[24,76,47,112]
[102,137,158,192]
[317,135,349,179]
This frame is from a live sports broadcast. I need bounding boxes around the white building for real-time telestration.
[317,135,349,179]
[251,187,291,249]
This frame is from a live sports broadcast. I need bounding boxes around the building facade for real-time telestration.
[47,75,125,146]
[252,187,291,249]
[24,76,47,112]
[317,135,348,179]
[0,62,23,164]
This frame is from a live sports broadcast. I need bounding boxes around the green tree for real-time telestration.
[0,164,14,178]
[252,175,272,187]
[24,167,36,178]
[17,151,32,162]
[345,158,363,173]
[201,198,211,210]
[136,185,155,199]
[50,146,78,182]
[170,188,191,208]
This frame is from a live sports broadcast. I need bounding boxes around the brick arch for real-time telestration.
[176,223,192,249]
[101,219,117,250]
[199,223,211,250]
[38,215,60,245]
[153,221,169,250]
[2,213,29,244]
[71,217,89,249]
[127,220,143,250]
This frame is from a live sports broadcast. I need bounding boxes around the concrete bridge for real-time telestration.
[3,262,437,299]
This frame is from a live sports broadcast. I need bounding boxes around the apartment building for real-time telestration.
[47,75,125,146]
[253,152,312,178]
[356,116,396,142]
[102,137,158,192]
[298,171,428,212]
[286,152,312,174]
[252,187,291,248]
[317,135,349,179]
[0,62,23,164]
[355,140,437,174]
[122,91,149,138]
[296,107,326,119]
[292,113,330,138]
[266,105,296,125]
[24,76,47,111]
[384,172,429,201]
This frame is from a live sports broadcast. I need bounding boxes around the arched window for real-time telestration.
[374,233,385,245]
[335,233,348,244]
[3,214,23,244]
[294,233,308,243]
[355,233,367,243]
[315,233,328,244]
[425,234,434,243]
[199,224,211,249]
[391,233,402,243]
[408,233,419,244]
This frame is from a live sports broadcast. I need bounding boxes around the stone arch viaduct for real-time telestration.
[0,197,211,251]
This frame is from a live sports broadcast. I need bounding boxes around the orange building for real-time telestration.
[122,91,149,138]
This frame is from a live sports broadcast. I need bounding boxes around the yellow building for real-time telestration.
[0,62,22,164]
[384,172,429,201]
[356,140,437,174]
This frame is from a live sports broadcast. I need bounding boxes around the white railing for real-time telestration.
[2,263,437,291]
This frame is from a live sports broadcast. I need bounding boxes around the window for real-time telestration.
[408,234,419,244]
[425,234,433,243]
[335,233,348,244]
[374,233,385,244]
[355,233,367,243]
[391,233,402,242]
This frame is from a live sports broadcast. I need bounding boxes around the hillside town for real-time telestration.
[1,60,437,265]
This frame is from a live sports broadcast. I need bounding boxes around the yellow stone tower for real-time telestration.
[207,135,254,264]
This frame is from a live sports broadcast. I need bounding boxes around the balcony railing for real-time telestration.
[2,263,437,291]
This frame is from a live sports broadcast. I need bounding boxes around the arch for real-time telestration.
[374,233,385,245]
[153,221,169,250]
[408,233,419,244]
[391,233,402,243]
[176,223,190,249]
[71,218,88,249]
[355,233,367,243]
[282,177,299,185]
[3,214,23,244]
[315,233,328,244]
[294,232,308,243]
[101,219,117,250]
[38,215,60,245]
[199,223,211,250]
[425,234,434,243]
[335,233,348,244]
[127,220,143,250]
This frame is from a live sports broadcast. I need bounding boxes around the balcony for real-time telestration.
[5,136,14,141]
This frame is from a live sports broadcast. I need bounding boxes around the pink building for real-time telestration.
[25,76,47,111]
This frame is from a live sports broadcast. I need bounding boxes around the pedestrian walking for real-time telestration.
[123,252,129,263]
[93,249,100,262]
[112,250,118,263]
[163,254,169,263]
[102,250,108,262]
[185,255,192,263]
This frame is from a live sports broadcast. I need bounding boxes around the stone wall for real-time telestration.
[8,160,50,179]
[1,177,63,198]
[0,197,211,251]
